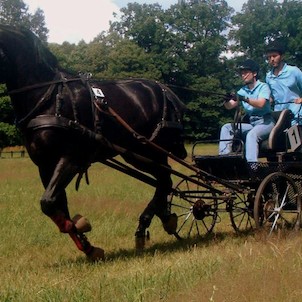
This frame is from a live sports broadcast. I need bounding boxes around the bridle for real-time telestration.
[2,73,88,128]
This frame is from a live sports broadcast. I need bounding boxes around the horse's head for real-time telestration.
[0,24,58,88]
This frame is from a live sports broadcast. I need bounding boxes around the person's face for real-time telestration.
[266,51,284,68]
[240,69,256,84]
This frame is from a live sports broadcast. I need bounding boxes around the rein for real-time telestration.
[166,84,229,98]
[0,77,83,98]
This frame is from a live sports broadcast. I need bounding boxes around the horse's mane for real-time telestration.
[20,27,58,72]
[0,24,58,72]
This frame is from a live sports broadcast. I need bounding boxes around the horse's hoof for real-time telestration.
[163,213,178,235]
[135,236,145,250]
[135,231,150,250]
[72,214,92,233]
[87,247,105,262]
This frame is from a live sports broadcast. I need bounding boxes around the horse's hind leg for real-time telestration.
[39,157,104,261]
[135,167,177,248]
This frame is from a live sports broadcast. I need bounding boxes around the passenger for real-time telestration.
[219,59,275,162]
[265,40,302,124]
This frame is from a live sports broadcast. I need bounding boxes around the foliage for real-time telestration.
[0,121,22,148]
[0,96,14,123]
[0,0,48,41]
[0,0,48,147]
[230,0,302,68]
[2,0,302,146]
[107,0,235,139]
[0,84,21,148]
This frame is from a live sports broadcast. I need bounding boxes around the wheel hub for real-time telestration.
[264,199,275,220]
[192,200,211,220]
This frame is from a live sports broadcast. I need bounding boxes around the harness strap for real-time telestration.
[1,77,82,97]
[18,83,57,127]
[149,81,183,141]
[156,81,182,123]
[27,115,105,144]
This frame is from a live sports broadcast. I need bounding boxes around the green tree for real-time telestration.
[162,0,234,138]
[229,0,302,67]
[29,7,48,42]
[164,0,233,80]
[0,85,22,148]
[110,3,166,53]
[103,39,162,79]
[0,0,48,41]
[0,0,49,147]
[0,122,22,148]
[108,1,234,138]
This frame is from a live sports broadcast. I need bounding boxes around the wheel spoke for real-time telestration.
[169,175,218,239]
[254,172,301,236]
[229,192,255,233]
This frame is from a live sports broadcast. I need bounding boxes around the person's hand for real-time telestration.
[223,92,236,103]
[294,98,302,104]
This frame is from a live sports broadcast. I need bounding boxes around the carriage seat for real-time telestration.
[259,109,293,157]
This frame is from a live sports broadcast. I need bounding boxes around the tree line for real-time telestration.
[1,0,302,147]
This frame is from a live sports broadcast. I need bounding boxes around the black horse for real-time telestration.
[0,25,187,260]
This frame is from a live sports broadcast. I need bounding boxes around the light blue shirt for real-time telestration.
[266,63,302,124]
[237,80,271,117]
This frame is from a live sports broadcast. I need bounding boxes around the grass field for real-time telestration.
[1,150,302,301]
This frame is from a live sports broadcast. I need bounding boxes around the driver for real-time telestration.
[219,59,275,162]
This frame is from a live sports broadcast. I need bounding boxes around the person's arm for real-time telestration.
[294,67,302,104]
[242,96,267,108]
[244,83,270,108]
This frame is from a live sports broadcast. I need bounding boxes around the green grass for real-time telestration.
[1,151,302,301]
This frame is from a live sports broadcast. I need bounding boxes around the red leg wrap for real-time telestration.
[50,212,93,255]
[69,231,93,255]
[50,213,74,233]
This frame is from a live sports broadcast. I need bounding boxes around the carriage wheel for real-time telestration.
[254,172,301,236]
[229,191,256,233]
[169,175,218,239]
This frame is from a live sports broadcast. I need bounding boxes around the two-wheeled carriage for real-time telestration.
[169,110,302,240]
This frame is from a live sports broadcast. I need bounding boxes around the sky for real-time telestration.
[24,0,247,44]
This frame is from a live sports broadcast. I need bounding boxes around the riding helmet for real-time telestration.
[237,59,259,73]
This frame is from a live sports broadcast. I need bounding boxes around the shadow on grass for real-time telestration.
[49,230,255,267]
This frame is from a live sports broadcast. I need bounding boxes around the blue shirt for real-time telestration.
[237,80,271,117]
[266,63,302,124]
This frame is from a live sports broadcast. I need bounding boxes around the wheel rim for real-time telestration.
[169,175,218,239]
[254,172,301,236]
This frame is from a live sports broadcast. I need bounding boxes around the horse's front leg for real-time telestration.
[39,157,104,261]
[135,169,177,249]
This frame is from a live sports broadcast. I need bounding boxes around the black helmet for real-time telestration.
[265,40,286,54]
[238,59,259,73]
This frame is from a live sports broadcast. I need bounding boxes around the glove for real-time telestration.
[223,92,236,103]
